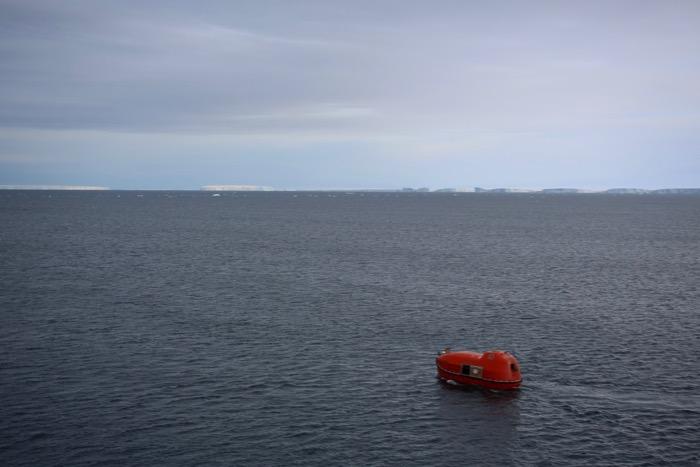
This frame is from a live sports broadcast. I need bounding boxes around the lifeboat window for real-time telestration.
[510,363,519,372]
[461,365,471,375]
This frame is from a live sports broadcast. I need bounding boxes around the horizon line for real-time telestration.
[2,185,700,194]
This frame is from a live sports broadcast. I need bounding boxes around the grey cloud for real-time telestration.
[1,1,368,131]
[1,0,699,137]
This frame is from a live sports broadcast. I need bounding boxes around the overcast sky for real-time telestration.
[1,0,699,189]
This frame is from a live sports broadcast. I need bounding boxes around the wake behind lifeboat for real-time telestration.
[436,348,522,390]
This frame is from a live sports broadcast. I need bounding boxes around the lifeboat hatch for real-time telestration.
[461,365,483,379]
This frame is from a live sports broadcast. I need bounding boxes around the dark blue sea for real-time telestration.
[1,191,699,466]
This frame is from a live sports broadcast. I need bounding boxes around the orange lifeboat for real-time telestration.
[436,348,522,390]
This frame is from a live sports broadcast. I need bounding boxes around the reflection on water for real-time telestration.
[435,381,521,465]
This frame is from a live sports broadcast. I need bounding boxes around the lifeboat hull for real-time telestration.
[436,349,522,390]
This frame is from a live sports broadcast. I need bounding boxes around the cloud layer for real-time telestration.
[1,0,699,188]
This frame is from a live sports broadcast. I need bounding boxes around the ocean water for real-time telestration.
[1,191,699,466]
